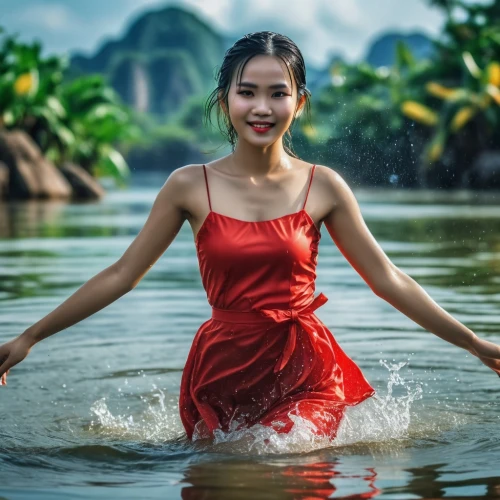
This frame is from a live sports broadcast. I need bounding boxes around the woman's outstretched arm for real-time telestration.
[319,166,500,376]
[0,166,191,385]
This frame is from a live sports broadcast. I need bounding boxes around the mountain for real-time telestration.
[364,32,435,67]
[306,32,434,94]
[68,6,434,118]
[69,5,226,118]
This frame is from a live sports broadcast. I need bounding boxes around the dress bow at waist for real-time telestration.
[211,292,328,374]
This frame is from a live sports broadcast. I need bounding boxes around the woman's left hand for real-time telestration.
[469,336,500,377]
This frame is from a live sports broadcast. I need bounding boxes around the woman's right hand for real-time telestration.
[469,335,500,377]
[0,334,34,386]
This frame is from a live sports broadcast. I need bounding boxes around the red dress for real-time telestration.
[179,164,375,440]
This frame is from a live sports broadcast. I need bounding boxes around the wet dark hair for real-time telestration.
[204,31,312,158]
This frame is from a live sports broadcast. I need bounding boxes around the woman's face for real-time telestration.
[223,55,305,148]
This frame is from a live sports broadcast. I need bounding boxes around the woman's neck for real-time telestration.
[229,140,293,177]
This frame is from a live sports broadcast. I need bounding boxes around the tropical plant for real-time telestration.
[401,55,500,165]
[58,75,140,181]
[398,0,500,175]
[307,41,435,186]
[303,0,500,187]
[0,26,139,184]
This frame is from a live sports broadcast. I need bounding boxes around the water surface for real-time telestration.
[1,172,500,499]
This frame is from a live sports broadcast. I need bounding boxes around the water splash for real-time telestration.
[195,359,424,454]
[86,360,464,455]
[87,386,184,442]
[334,359,423,447]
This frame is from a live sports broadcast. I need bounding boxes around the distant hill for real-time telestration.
[364,32,435,67]
[307,32,434,94]
[68,6,435,117]
[69,5,226,118]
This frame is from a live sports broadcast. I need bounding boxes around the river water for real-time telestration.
[1,173,500,499]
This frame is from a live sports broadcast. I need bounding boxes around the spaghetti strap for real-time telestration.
[202,164,212,212]
[302,164,316,210]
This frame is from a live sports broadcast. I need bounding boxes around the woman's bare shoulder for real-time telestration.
[163,163,211,195]
[314,164,364,217]
[165,163,206,187]
[312,164,347,193]
[160,164,211,215]
[313,164,342,182]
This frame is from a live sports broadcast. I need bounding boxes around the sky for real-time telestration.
[0,0,448,68]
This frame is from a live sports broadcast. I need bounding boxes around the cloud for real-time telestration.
[170,0,444,65]
[327,1,366,28]
[15,3,83,33]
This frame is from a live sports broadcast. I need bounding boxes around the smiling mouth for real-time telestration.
[248,123,275,129]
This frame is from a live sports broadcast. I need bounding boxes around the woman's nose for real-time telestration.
[252,98,272,115]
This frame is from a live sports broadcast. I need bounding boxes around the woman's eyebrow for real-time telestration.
[237,81,290,90]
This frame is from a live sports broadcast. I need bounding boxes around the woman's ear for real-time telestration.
[295,94,306,118]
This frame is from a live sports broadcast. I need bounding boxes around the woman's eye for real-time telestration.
[237,91,288,97]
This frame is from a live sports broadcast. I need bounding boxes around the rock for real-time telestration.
[463,150,500,189]
[0,130,72,199]
[0,161,8,199]
[59,162,106,199]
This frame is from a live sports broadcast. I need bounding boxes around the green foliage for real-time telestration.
[4,2,498,187]
[307,50,435,185]
[0,27,138,183]
[307,0,500,186]
[399,0,500,169]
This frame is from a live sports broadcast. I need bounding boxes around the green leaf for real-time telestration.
[93,146,130,181]
[462,51,482,79]
[46,96,66,118]
[86,104,128,123]
[3,110,14,126]
[395,41,416,71]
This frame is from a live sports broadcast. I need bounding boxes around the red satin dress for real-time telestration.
[179,164,375,441]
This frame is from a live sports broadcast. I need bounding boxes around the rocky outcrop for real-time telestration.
[68,6,226,118]
[59,162,106,199]
[0,130,72,199]
[0,130,106,200]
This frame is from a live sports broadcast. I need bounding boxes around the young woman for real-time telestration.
[1,32,499,442]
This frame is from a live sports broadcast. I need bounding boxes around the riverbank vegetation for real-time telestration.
[0,0,499,198]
